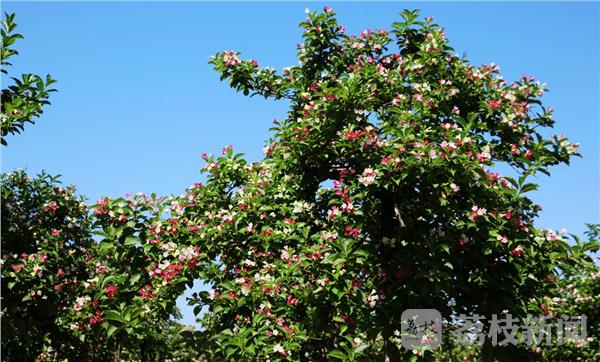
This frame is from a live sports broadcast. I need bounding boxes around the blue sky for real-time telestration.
[2,1,599,327]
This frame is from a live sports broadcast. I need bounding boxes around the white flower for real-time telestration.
[244,259,256,267]
[366,289,379,307]
[321,231,338,241]
[208,289,217,300]
[358,168,377,186]
[449,183,460,193]
[292,200,311,214]
[72,296,90,311]
[341,201,354,213]
[241,285,251,296]
[328,206,340,219]
[273,344,285,354]
[280,246,290,261]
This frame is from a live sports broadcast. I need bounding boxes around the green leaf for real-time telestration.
[329,349,347,360]
[440,243,450,254]
[520,183,538,194]
[103,310,124,324]
[98,240,113,253]
[130,273,141,284]
[226,347,236,358]
[107,325,118,338]
[340,324,348,334]
[124,236,139,247]
[354,344,368,354]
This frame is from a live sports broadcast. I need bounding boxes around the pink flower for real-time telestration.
[497,235,508,244]
[287,294,298,305]
[344,226,361,238]
[11,262,24,273]
[51,229,61,236]
[489,99,501,109]
[343,129,364,141]
[477,151,491,163]
[104,285,119,299]
[511,246,524,257]
[468,205,487,222]
[44,201,58,214]
[89,310,104,325]
[96,263,107,274]
[222,51,241,67]
[33,265,43,276]
[221,144,233,155]
[510,144,520,155]
[139,285,156,298]
[341,199,354,213]
[328,206,340,220]
[381,156,395,164]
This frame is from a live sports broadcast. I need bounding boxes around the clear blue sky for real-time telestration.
[2,1,599,327]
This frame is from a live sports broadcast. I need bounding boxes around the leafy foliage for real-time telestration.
[1,172,206,361]
[178,7,587,360]
[1,170,95,360]
[1,12,56,146]
[538,225,600,361]
[1,8,597,362]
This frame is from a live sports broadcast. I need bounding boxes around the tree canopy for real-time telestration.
[1,7,598,362]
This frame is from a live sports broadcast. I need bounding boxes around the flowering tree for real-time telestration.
[1,172,207,361]
[1,171,94,360]
[2,7,597,361]
[179,7,587,360]
[0,13,203,361]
